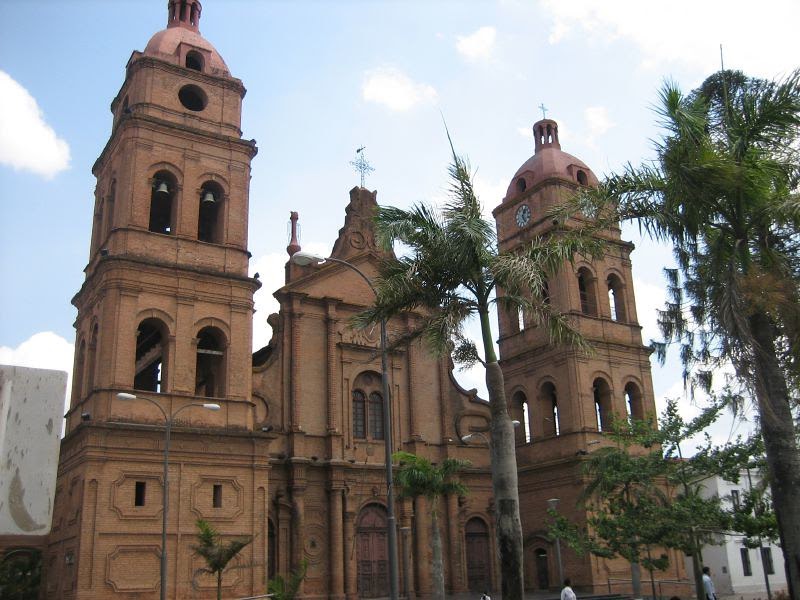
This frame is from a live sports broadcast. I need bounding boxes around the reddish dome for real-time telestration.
[504,118,597,202]
[143,27,229,75]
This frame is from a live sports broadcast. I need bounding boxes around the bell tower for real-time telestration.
[48,3,269,598]
[493,117,660,590]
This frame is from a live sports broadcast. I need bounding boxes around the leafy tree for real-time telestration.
[564,68,800,596]
[358,134,602,600]
[0,549,41,600]
[393,451,469,600]
[192,518,253,600]
[267,560,308,600]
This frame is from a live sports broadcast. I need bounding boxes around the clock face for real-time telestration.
[515,204,531,227]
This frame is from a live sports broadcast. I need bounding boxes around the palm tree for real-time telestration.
[192,519,253,600]
[393,451,469,600]
[359,134,602,600]
[571,69,800,597]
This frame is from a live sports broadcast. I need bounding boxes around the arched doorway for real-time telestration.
[357,504,389,598]
[465,517,491,592]
[534,548,550,590]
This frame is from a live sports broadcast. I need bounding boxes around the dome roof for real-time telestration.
[144,27,229,75]
[142,0,229,75]
[504,119,597,202]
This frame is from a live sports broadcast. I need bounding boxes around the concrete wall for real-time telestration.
[0,365,67,536]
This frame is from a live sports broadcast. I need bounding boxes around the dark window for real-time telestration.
[761,547,774,574]
[135,319,167,393]
[541,382,559,436]
[135,481,146,507]
[625,382,644,422]
[198,184,222,243]
[607,274,626,321]
[576,170,588,185]
[353,390,366,439]
[741,547,752,576]
[731,489,741,510]
[149,177,174,234]
[186,51,204,71]
[593,378,612,432]
[195,327,225,398]
[178,84,208,111]
[516,177,527,193]
[368,392,384,439]
[213,484,222,508]
[577,268,597,315]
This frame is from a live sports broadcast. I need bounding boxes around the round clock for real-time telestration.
[515,204,531,227]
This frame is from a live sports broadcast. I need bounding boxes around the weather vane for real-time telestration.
[350,146,374,188]
[538,103,548,120]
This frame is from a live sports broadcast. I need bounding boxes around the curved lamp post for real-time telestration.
[117,392,220,600]
[461,421,520,445]
[290,250,399,600]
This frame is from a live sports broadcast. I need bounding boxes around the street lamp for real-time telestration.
[116,392,220,600]
[461,421,520,445]
[290,250,399,600]
[547,498,564,588]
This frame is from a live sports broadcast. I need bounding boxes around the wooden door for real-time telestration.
[357,505,389,597]
[465,518,491,592]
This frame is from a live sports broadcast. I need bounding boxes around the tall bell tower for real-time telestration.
[47,3,269,598]
[493,118,665,591]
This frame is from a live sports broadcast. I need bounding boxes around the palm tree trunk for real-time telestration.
[630,561,642,599]
[431,504,445,600]
[479,303,525,600]
[749,311,800,599]
[217,569,223,600]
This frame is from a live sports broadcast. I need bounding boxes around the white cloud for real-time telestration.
[474,174,508,217]
[539,0,800,76]
[631,277,665,344]
[361,67,438,112]
[0,71,70,179]
[0,332,74,417]
[456,26,497,62]
[517,126,531,138]
[584,106,615,141]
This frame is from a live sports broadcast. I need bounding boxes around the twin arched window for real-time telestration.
[148,172,224,244]
[352,371,384,440]
[577,267,628,322]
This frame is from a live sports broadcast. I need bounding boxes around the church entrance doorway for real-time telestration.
[534,548,550,590]
[465,517,491,592]
[356,504,389,598]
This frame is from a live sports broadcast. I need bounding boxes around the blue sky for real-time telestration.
[1,0,797,446]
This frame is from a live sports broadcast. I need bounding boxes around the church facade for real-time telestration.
[44,2,686,598]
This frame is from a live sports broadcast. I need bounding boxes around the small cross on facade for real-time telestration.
[538,103,548,120]
[350,146,374,188]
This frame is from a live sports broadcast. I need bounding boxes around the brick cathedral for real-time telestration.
[44,1,686,598]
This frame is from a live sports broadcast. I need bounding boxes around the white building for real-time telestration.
[685,471,788,599]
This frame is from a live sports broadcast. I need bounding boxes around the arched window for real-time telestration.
[104,180,116,241]
[185,50,204,71]
[577,267,598,316]
[86,324,98,395]
[540,382,559,436]
[576,170,588,186]
[593,378,613,432]
[352,371,385,441]
[135,319,168,393]
[607,274,626,321]
[198,181,223,243]
[625,382,645,422]
[195,327,226,398]
[511,391,530,443]
[516,177,527,194]
[72,339,86,406]
[149,171,177,234]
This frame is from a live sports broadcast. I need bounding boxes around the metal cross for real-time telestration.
[538,103,548,120]
[350,146,374,188]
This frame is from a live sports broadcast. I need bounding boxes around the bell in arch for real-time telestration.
[201,190,217,204]
[154,181,170,197]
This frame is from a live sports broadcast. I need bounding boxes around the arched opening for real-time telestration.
[576,169,588,186]
[267,519,277,582]
[607,274,626,321]
[511,391,530,443]
[178,84,207,111]
[357,504,389,598]
[593,378,613,432]
[149,171,177,234]
[465,518,491,592]
[625,382,645,422]
[534,548,550,590]
[86,324,98,395]
[577,267,598,316]
[518,306,526,332]
[352,371,384,441]
[540,382,559,436]
[71,339,86,406]
[185,50,204,71]
[516,177,527,194]
[195,327,226,398]
[198,181,223,243]
[135,319,168,393]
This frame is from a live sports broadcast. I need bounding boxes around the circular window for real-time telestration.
[178,84,207,112]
